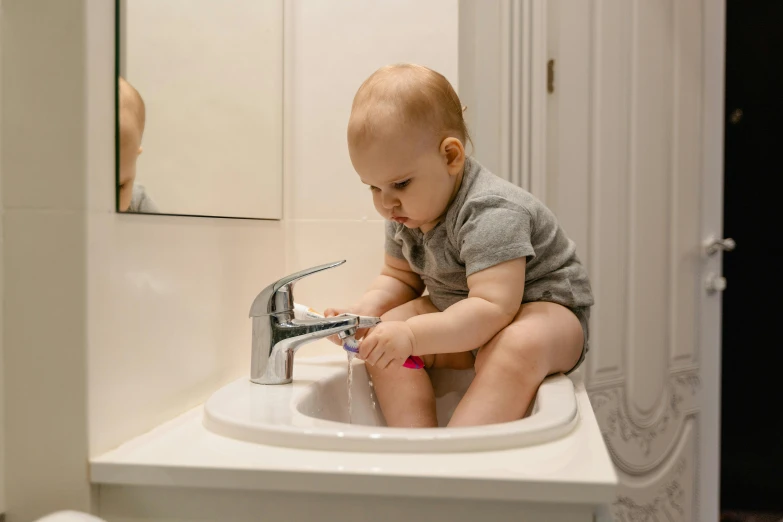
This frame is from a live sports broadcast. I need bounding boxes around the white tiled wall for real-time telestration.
[284,0,459,360]
[3,1,459,515]
[284,0,459,222]
[85,0,286,457]
[86,0,458,454]
[2,2,93,519]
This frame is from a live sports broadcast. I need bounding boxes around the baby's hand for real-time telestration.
[359,321,416,369]
[323,307,350,346]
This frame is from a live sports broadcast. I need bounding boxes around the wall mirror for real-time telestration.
[115,0,283,219]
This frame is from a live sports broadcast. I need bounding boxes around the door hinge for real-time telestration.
[547,59,555,94]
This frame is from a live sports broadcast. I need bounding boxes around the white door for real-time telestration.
[459,1,726,518]
[545,1,727,521]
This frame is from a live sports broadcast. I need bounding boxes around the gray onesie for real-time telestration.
[385,156,593,370]
[128,184,159,214]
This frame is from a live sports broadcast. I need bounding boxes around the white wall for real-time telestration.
[1,0,459,518]
[88,0,459,455]
[283,0,459,346]
[86,0,285,458]
[2,2,92,520]
[125,0,284,219]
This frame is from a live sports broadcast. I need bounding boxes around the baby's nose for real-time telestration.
[381,192,398,209]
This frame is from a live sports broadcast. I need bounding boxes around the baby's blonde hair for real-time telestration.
[348,64,471,149]
[118,77,146,186]
[119,76,146,137]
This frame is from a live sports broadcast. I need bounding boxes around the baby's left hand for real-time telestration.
[359,321,416,369]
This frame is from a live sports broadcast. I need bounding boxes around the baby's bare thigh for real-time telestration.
[367,297,441,427]
[475,301,584,377]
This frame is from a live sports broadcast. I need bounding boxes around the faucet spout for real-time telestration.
[250,313,380,385]
[278,315,368,347]
[248,261,381,384]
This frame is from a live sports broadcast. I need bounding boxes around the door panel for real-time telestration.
[547,0,719,520]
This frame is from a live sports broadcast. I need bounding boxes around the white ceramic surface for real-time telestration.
[90,364,616,505]
[203,354,579,452]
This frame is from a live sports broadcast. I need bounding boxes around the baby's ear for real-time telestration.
[137,146,143,156]
[440,137,465,174]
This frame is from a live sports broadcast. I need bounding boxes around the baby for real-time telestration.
[118,76,158,213]
[326,64,593,428]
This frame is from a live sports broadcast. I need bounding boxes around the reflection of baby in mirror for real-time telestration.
[118,76,158,213]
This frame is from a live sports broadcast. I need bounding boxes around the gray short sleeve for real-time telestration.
[385,220,405,259]
[377,156,591,314]
[455,195,535,276]
[128,184,159,213]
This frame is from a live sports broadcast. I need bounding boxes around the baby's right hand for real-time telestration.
[324,307,373,346]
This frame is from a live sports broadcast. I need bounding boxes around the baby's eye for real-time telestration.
[393,179,411,190]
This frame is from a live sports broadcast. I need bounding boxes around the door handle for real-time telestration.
[703,235,736,256]
[705,273,727,293]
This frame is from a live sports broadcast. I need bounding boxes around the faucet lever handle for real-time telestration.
[272,260,346,294]
[249,260,346,317]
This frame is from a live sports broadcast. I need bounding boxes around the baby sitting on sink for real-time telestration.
[325,64,593,428]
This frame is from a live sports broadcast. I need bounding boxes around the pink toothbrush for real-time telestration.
[341,336,424,369]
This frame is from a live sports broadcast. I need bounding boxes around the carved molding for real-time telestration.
[589,371,700,474]
[613,458,688,522]
[610,419,697,522]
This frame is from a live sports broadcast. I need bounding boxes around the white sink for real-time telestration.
[204,354,579,452]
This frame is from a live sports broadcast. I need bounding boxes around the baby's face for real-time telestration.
[118,115,143,211]
[350,129,463,231]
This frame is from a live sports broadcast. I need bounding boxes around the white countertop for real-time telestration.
[90,362,616,505]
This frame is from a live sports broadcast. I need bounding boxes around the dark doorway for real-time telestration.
[721,0,783,518]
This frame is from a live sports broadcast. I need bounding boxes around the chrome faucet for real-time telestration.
[249,260,381,384]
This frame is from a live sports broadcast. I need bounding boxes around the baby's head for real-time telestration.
[348,64,469,230]
[118,76,146,211]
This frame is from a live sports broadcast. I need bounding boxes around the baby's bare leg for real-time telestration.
[448,302,584,427]
[366,296,441,427]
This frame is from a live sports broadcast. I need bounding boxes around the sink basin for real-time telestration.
[204,354,579,452]
[296,359,477,428]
